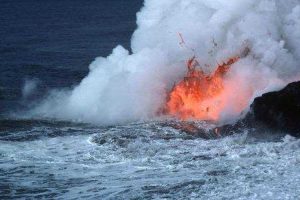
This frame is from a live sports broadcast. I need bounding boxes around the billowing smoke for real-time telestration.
[29,0,300,125]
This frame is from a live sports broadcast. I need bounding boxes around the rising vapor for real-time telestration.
[30,0,300,125]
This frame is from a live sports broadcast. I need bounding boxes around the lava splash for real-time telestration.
[164,56,239,121]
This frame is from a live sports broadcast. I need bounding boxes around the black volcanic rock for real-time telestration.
[251,81,300,137]
[163,81,300,139]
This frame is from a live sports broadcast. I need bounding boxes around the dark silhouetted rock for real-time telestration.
[164,81,300,139]
[251,81,300,137]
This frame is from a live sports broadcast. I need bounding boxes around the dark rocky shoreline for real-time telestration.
[172,81,300,139]
[228,81,300,138]
[251,81,300,137]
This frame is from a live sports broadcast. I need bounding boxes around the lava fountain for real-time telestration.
[164,55,243,121]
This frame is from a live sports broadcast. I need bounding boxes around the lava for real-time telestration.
[164,56,239,121]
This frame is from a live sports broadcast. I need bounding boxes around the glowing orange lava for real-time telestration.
[164,56,239,121]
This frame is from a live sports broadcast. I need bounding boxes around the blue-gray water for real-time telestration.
[0,1,300,199]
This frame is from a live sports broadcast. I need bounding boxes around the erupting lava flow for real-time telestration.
[164,56,240,121]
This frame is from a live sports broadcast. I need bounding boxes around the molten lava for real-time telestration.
[165,56,239,121]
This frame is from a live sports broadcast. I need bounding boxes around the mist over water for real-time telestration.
[30,0,300,125]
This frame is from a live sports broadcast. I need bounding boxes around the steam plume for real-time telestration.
[30,0,300,125]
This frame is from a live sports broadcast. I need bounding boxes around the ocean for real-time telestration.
[0,0,300,199]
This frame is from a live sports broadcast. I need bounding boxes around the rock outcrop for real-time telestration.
[168,81,300,139]
[251,81,300,137]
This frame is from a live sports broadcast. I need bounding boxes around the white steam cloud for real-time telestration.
[30,0,300,125]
